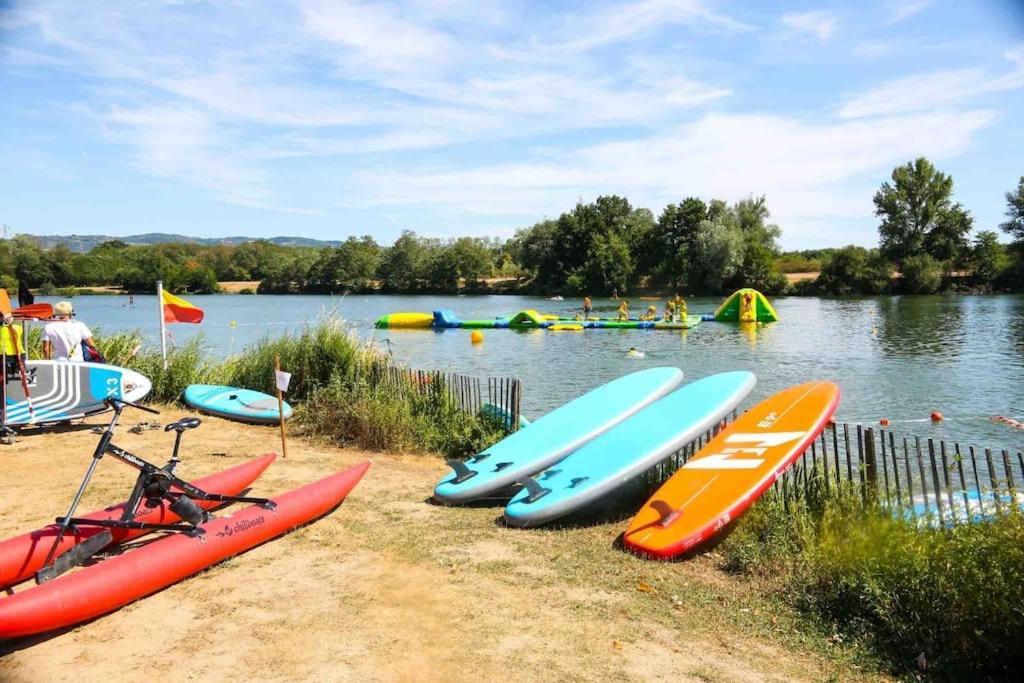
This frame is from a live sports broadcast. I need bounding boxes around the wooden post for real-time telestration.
[985,448,1001,513]
[954,443,969,523]
[969,446,985,518]
[879,429,891,508]
[864,428,878,505]
[927,439,944,526]
[274,354,288,459]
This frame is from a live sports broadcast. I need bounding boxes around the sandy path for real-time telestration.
[0,408,866,682]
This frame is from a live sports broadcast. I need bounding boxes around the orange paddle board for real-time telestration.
[623,381,840,559]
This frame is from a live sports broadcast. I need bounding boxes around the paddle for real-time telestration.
[12,303,54,319]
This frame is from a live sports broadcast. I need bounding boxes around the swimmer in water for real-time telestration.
[627,347,645,358]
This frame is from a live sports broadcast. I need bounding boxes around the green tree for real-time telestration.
[449,237,493,287]
[1000,176,1024,244]
[898,253,943,294]
[690,211,744,292]
[875,158,973,266]
[377,231,428,291]
[971,231,1007,289]
[816,246,892,295]
[654,198,706,287]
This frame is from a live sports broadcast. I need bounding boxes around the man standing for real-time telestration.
[43,301,100,361]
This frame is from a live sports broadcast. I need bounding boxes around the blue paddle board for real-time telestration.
[434,367,685,504]
[183,384,292,425]
[503,371,756,527]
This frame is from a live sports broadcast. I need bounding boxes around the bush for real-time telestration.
[720,482,1024,676]
[64,319,513,458]
[898,254,943,294]
[816,246,892,295]
[238,287,255,295]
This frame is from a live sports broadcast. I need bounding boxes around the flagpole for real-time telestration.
[274,354,288,459]
[156,280,167,367]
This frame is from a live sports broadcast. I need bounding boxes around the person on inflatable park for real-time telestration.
[1,314,25,380]
[639,305,658,321]
[663,298,675,323]
[43,301,103,362]
[582,296,593,320]
[616,299,630,322]
[673,293,688,320]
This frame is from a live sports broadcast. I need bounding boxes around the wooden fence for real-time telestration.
[644,418,1024,526]
[371,365,522,429]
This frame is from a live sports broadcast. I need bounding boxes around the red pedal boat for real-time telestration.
[0,454,276,590]
[0,460,370,638]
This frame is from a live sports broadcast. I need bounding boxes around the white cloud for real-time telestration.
[840,46,1024,118]
[779,11,837,42]
[102,104,318,214]
[886,0,932,25]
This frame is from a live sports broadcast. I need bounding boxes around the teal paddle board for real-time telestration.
[433,367,684,504]
[503,371,756,527]
[182,384,293,425]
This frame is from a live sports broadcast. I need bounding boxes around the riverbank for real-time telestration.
[0,408,878,682]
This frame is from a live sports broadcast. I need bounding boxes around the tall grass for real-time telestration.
[719,477,1024,676]
[26,320,508,459]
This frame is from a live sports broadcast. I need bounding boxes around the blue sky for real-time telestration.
[2,0,1022,249]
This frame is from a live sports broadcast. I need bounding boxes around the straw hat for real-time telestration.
[54,301,74,316]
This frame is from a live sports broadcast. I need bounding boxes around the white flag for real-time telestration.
[275,369,291,393]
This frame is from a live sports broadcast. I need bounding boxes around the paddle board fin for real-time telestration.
[446,460,477,484]
[651,500,683,528]
[517,476,551,504]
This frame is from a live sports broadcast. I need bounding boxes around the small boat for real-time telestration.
[0,461,370,639]
[0,455,276,591]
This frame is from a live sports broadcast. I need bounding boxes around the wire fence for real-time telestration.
[370,365,522,429]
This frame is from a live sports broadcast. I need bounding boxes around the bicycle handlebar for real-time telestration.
[104,397,160,415]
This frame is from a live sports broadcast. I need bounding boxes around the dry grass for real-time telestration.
[0,407,883,682]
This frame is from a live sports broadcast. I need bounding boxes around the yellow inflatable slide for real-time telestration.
[713,288,779,323]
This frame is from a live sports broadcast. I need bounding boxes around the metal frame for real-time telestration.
[37,397,274,583]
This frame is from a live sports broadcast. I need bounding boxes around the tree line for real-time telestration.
[2,158,1022,297]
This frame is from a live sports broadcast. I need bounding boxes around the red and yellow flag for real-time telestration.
[161,290,204,324]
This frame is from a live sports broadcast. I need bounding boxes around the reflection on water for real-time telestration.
[875,296,966,359]
[40,292,1024,449]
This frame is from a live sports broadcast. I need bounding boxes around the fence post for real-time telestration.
[864,428,878,505]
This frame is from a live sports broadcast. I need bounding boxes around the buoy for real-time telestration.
[470,330,484,344]
[930,411,943,422]
[880,418,890,426]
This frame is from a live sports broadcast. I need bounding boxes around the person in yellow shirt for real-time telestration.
[663,299,675,323]
[1,315,25,380]
[673,293,688,321]
[640,305,657,321]
[616,300,630,322]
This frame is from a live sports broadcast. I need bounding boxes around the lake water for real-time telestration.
[36,293,1024,450]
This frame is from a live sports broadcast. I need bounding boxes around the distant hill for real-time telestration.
[25,233,342,253]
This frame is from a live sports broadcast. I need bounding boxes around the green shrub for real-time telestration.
[71,319,513,458]
[238,287,255,295]
[898,254,943,294]
[720,480,1024,676]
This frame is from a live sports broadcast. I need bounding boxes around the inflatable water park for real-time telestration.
[375,288,779,331]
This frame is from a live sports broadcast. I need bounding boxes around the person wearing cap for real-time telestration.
[43,301,99,362]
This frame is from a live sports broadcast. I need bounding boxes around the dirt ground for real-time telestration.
[0,407,875,682]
